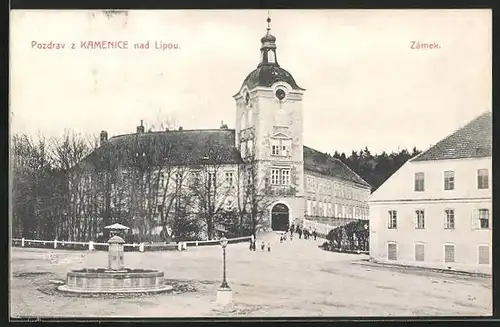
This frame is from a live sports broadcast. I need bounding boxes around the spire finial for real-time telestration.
[266,12,271,33]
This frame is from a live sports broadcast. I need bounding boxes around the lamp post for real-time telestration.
[216,236,232,306]
[220,236,229,289]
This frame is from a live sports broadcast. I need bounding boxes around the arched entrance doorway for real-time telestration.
[271,203,289,231]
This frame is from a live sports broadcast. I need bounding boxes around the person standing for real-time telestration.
[313,229,317,240]
[261,241,265,251]
[267,242,271,252]
[297,227,302,239]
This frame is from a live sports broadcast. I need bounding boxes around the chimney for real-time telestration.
[220,120,228,129]
[136,120,145,133]
[179,126,183,131]
[100,130,108,145]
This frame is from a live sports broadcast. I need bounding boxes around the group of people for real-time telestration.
[279,224,318,242]
[248,223,319,252]
[249,238,271,252]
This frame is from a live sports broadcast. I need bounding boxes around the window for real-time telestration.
[313,201,317,215]
[225,172,233,185]
[328,203,332,217]
[307,200,312,216]
[271,138,291,157]
[240,141,247,158]
[445,209,455,229]
[281,169,291,185]
[225,199,233,211]
[334,204,338,217]
[388,210,397,229]
[415,243,425,261]
[271,169,280,185]
[192,170,201,182]
[208,172,216,187]
[415,210,425,229]
[477,169,489,189]
[444,244,455,263]
[478,245,490,265]
[387,243,397,260]
[444,170,455,190]
[246,167,252,185]
[479,209,490,229]
[247,139,254,157]
[414,172,425,192]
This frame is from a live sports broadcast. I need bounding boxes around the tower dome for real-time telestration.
[240,16,304,92]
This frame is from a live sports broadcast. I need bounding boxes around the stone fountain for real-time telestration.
[58,223,172,294]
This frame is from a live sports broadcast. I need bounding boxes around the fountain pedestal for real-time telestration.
[57,223,172,295]
[107,235,126,271]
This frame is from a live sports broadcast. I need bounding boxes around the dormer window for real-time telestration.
[245,92,250,105]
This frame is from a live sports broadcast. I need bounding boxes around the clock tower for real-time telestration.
[233,16,306,231]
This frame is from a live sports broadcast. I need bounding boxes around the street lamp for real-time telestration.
[220,236,230,289]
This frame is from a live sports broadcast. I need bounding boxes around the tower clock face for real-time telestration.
[245,92,250,105]
[276,89,286,101]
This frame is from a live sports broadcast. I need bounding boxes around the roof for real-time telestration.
[83,129,243,168]
[303,146,371,188]
[105,223,130,230]
[412,111,492,162]
[241,65,304,91]
[82,129,370,188]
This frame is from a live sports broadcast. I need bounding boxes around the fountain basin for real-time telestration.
[57,268,172,294]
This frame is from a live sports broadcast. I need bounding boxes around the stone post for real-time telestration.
[21,238,25,247]
[139,243,145,252]
[182,242,187,250]
[107,235,125,271]
[177,242,182,251]
[196,240,198,247]
[54,239,57,249]
[88,241,94,251]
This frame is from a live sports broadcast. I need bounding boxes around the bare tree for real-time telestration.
[189,147,236,240]
[49,131,96,241]
[237,130,289,237]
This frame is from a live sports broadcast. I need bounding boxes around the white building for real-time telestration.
[368,112,492,274]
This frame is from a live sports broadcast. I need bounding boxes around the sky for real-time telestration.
[10,9,491,155]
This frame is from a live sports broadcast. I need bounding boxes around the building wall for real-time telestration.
[369,157,492,274]
[304,170,370,220]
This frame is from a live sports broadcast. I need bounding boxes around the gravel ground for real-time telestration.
[10,232,492,318]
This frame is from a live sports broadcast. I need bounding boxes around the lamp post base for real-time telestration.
[216,287,233,306]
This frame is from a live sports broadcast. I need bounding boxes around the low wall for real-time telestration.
[11,236,252,252]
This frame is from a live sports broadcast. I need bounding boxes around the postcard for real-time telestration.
[9,9,492,318]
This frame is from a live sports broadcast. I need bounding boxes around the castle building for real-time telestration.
[77,18,371,239]
[368,112,492,274]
